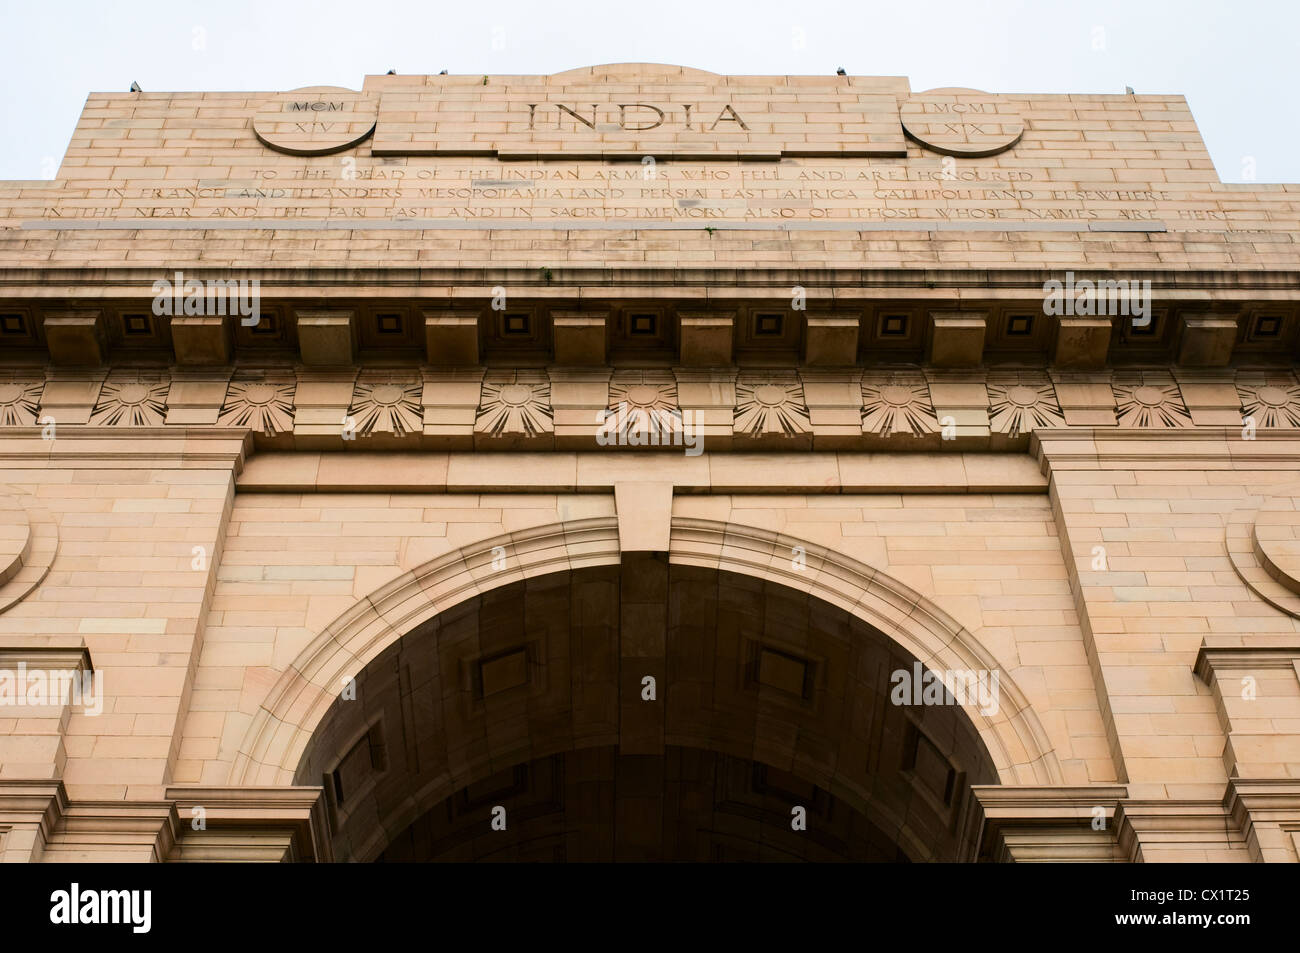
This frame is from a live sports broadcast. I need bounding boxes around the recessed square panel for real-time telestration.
[609,309,673,361]
[252,312,278,334]
[478,648,529,697]
[911,730,957,806]
[879,313,909,336]
[0,314,26,335]
[503,312,531,335]
[757,647,810,698]
[1252,313,1283,338]
[754,313,784,336]
[1128,313,1158,337]
[376,313,403,334]
[629,313,657,335]
[123,314,152,335]
[331,730,377,806]
[1006,313,1034,336]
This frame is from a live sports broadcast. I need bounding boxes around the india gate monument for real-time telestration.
[0,62,1298,864]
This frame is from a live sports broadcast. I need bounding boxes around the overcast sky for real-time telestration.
[1,0,1294,182]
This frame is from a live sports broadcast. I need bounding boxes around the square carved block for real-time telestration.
[803,315,861,366]
[424,311,481,365]
[679,313,734,365]
[927,311,987,367]
[171,316,233,365]
[43,312,106,366]
[297,312,357,365]
[552,312,607,365]
[478,648,530,698]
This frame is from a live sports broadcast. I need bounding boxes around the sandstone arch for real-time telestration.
[233,519,1060,812]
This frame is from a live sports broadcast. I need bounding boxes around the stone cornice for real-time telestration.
[1224,779,1300,821]
[0,780,69,861]
[0,779,68,828]
[0,783,329,862]
[5,426,1300,473]
[2,264,1299,297]
[0,426,251,468]
[1035,427,1300,469]
[966,784,1130,862]
[1113,799,1241,861]
[165,785,332,863]
[0,645,93,673]
[1194,644,1300,684]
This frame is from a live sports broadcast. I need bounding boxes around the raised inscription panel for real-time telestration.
[252,86,379,156]
[900,89,1025,157]
[370,76,910,158]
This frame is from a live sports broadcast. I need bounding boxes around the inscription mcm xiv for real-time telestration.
[284,99,347,135]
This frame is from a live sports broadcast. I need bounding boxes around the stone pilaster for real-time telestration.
[968,785,1129,862]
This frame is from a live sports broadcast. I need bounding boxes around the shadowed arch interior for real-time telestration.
[296,556,1000,862]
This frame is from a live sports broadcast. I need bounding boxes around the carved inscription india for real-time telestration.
[525,103,750,132]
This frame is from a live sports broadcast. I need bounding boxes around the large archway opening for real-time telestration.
[295,556,1001,862]
[376,746,912,862]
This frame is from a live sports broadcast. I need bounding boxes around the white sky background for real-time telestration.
[0,0,1295,182]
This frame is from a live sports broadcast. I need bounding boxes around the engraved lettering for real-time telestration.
[709,104,749,130]
[554,104,598,129]
[287,101,344,112]
[618,103,665,131]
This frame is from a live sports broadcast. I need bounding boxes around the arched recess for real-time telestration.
[231,517,1061,803]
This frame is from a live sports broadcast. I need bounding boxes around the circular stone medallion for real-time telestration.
[498,384,535,407]
[1256,386,1290,408]
[252,86,378,156]
[1253,507,1300,595]
[878,384,916,408]
[900,88,1024,157]
[369,384,406,406]
[242,383,277,406]
[0,494,32,587]
[752,385,789,407]
[623,385,663,407]
[1006,385,1042,408]
[1132,385,1168,408]
[116,383,151,405]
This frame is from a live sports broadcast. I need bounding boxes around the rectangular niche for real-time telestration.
[326,720,388,824]
[901,718,965,829]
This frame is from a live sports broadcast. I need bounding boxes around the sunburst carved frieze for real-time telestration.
[988,378,1064,438]
[861,375,939,437]
[1113,379,1191,428]
[476,372,553,437]
[218,375,296,436]
[604,371,683,439]
[89,374,169,427]
[349,374,423,437]
[1239,380,1300,429]
[734,376,810,437]
[27,362,1300,441]
[0,379,43,426]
